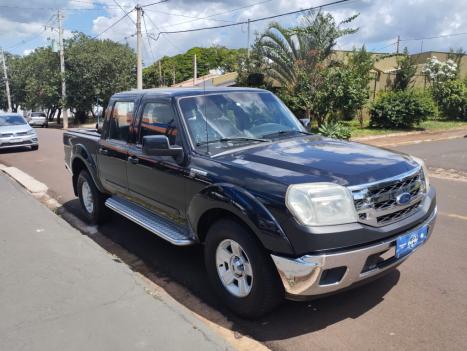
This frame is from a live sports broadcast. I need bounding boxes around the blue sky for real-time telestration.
[1,0,466,66]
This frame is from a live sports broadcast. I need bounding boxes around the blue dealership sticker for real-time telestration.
[396,226,428,258]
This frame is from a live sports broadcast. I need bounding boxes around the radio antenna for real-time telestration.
[203,73,209,154]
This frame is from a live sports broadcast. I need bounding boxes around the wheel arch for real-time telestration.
[188,183,295,256]
[71,145,105,196]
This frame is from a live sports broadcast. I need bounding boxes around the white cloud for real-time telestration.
[1,0,466,64]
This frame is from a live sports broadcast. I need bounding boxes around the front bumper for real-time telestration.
[29,119,46,126]
[0,136,38,149]
[271,206,437,299]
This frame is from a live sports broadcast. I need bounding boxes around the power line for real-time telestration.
[141,0,169,9]
[142,12,156,63]
[156,0,272,30]
[112,0,136,25]
[150,0,353,40]
[400,32,467,42]
[144,11,182,51]
[143,8,234,23]
[0,4,119,11]
[92,8,135,39]
[5,15,56,51]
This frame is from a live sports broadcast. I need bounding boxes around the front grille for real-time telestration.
[1,133,13,137]
[16,131,28,136]
[350,167,426,227]
[377,200,422,225]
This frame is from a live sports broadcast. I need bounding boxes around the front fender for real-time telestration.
[187,183,295,256]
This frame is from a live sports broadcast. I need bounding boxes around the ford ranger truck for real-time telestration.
[63,88,437,318]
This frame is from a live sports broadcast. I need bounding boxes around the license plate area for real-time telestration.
[396,225,428,258]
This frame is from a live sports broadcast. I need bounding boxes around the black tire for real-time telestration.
[204,218,284,319]
[77,170,109,224]
[31,145,39,151]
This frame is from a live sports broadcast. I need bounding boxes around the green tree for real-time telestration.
[393,47,416,91]
[143,46,245,87]
[247,11,358,125]
[65,33,136,122]
[431,79,466,119]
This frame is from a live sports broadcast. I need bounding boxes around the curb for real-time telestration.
[0,163,270,351]
[352,126,467,142]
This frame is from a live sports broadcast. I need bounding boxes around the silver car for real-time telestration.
[28,111,48,127]
[0,113,39,150]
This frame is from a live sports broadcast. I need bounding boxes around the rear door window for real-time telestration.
[108,101,135,142]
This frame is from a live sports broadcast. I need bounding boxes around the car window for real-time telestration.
[139,102,178,145]
[0,115,27,126]
[31,112,46,117]
[108,101,135,142]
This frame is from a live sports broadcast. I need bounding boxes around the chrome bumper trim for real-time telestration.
[271,206,437,297]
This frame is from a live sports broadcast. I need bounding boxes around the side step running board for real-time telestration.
[105,196,195,246]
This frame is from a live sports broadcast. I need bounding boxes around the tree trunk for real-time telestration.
[57,108,62,125]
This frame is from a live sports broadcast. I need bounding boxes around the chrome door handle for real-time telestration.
[98,147,109,155]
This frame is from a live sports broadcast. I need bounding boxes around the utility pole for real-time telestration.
[193,54,197,86]
[58,10,68,129]
[247,19,251,59]
[136,5,143,89]
[396,35,400,54]
[1,48,12,112]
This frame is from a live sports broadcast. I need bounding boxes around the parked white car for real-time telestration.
[28,112,48,127]
[0,113,38,150]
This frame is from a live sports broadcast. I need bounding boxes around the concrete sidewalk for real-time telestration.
[0,173,232,351]
[354,127,467,147]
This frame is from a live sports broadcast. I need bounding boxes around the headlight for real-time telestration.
[27,129,36,135]
[411,156,430,192]
[286,183,358,226]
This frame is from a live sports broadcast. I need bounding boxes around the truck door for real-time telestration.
[97,100,134,195]
[126,99,187,223]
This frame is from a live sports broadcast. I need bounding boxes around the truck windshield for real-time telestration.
[0,115,27,126]
[178,92,305,153]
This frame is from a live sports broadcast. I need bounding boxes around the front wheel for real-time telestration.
[204,218,284,319]
[77,170,109,224]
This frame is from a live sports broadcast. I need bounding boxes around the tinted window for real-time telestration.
[178,92,303,152]
[31,112,46,117]
[108,101,134,142]
[0,115,27,126]
[140,102,177,145]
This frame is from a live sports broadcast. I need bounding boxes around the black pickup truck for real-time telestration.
[64,87,437,318]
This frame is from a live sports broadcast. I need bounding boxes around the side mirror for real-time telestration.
[142,135,184,158]
[299,118,310,128]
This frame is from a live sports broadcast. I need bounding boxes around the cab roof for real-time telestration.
[112,87,267,99]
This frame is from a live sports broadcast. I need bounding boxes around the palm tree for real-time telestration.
[254,11,358,122]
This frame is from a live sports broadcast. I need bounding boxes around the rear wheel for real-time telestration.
[77,170,109,224]
[204,218,284,319]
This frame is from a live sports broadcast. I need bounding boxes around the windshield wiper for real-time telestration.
[196,137,269,147]
[261,130,312,139]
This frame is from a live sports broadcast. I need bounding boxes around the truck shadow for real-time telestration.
[0,146,34,154]
[62,199,400,341]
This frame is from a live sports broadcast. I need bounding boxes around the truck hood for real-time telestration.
[217,135,418,187]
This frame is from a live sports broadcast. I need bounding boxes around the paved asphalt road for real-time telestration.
[1,128,466,351]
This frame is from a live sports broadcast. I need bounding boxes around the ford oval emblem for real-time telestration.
[396,192,412,205]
